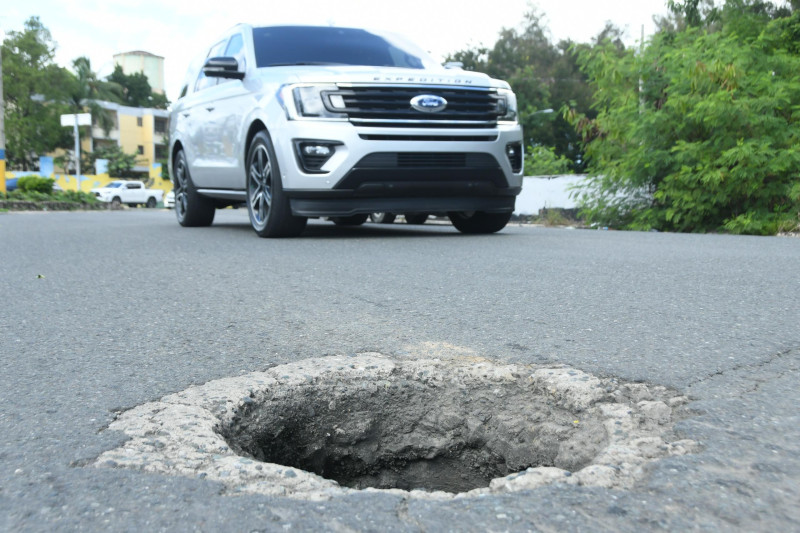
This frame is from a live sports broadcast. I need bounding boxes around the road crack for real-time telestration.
[686,346,800,394]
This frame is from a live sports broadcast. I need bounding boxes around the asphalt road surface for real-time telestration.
[1,209,799,531]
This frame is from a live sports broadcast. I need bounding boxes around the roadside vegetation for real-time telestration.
[1,176,99,211]
[450,0,800,235]
[570,0,800,235]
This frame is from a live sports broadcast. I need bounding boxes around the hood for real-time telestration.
[257,65,509,90]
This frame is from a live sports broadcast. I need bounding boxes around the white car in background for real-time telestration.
[164,190,175,208]
[90,180,163,208]
[169,24,523,237]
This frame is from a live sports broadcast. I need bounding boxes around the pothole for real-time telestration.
[95,353,698,500]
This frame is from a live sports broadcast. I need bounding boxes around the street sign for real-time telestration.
[60,113,91,127]
[60,113,92,190]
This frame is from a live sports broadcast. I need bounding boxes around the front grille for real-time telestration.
[358,134,498,142]
[359,152,499,169]
[324,85,502,128]
[334,151,507,192]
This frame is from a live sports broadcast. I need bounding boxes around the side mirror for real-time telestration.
[203,57,245,80]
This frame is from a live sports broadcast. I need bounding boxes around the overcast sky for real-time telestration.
[3,0,674,101]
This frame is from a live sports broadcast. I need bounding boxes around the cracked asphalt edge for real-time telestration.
[92,351,699,501]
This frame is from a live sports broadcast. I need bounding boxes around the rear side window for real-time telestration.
[252,26,428,69]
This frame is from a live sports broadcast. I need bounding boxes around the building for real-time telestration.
[90,101,170,175]
[113,51,165,94]
[41,50,171,182]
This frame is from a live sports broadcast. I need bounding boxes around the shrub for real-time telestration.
[571,11,800,235]
[17,176,55,194]
[59,190,98,204]
[524,145,573,176]
[7,188,98,205]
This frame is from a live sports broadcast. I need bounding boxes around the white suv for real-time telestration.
[169,25,523,237]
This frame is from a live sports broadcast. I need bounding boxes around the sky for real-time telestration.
[2,0,673,103]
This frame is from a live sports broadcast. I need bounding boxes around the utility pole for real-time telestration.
[1,32,6,194]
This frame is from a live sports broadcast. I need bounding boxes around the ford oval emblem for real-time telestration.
[410,94,447,113]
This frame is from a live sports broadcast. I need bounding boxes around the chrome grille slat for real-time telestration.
[326,85,501,128]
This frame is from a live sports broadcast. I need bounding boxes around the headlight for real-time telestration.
[497,89,518,124]
[278,84,347,120]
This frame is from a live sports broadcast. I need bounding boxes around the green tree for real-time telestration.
[446,46,489,72]
[572,2,800,235]
[446,9,596,172]
[107,65,169,109]
[1,17,72,170]
[666,0,715,26]
[525,145,572,175]
[88,144,138,178]
[67,56,123,135]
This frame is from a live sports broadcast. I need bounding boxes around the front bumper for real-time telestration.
[274,121,523,217]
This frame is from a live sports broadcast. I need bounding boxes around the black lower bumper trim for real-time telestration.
[288,195,517,218]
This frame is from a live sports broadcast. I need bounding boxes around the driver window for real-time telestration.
[194,39,228,93]
[225,34,245,69]
[218,33,245,85]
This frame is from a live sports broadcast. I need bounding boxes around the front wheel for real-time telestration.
[246,131,307,238]
[448,211,511,234]
[173,149,215,227]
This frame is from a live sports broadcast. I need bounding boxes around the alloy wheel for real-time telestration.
[174,156,190,221]
[248,145,273,229]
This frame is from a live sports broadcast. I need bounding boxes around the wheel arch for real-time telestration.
[170,140,185,184]
[244,120,268,164]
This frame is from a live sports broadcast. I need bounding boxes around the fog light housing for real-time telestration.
[304,145,332,157]
[294,140,341,173]
[506,142,523,173]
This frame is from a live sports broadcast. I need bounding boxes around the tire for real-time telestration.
[146,197,157,208]
[111,197,121,209]
[173,149,215,227]
[404,213,428,225]
[246,131,307,238]
[331,214,369,226]
[370,212,396,224]
[448,211,512,234]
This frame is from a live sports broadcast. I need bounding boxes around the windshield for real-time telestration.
[252,26,437,70]
[105,182,123,188]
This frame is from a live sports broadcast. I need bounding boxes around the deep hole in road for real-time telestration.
[222,375,606,492]
[220,360,653,493]
[96,353,698,498]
